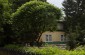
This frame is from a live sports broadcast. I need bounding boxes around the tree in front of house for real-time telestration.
[63,0,85,49]
[12,1,61,46]
[9,0,47,13]
[0,0,47,46]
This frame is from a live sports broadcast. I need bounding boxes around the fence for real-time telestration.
[0,48,41,55]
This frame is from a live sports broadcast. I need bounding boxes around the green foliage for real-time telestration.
[0,0,14,46]
[23,47,60,55]
[63,0,85,49]
[12,1,61,43]
[0,0,11,24]
[66,32,78,50]
[0,3,3,26]
[4,44,21,49]
[4,44,85,55]
[9,0,47,12]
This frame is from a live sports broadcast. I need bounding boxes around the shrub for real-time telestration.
[4,44,85,55]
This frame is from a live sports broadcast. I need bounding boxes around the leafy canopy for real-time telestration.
[9,0,46,12]
[63,0,85,49]
[12,1,61,42]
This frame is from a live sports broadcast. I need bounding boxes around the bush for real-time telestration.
[4,44,23,50]
[4,44,85,55]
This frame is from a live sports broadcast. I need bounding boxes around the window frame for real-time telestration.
[61,35,65,42]
[45,34,52,42]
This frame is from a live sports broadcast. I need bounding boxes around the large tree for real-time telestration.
[63,0,85,32]
[63,0,85,49]
[12,1,61,45]
[9,0,47,12]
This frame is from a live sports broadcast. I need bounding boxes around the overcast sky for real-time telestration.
[47,0,64,8]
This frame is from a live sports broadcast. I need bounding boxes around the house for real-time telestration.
[40,20,67,49]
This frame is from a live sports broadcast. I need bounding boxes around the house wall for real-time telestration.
[39,21,66,48]
[41,31,65,42]
[40,31,66,49]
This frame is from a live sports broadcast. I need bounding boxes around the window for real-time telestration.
[46,35,49,41]
[49,35,52,41]
[61,35,64,41]
[45,35,52,42]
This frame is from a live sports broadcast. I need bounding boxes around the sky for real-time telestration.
[47,0,64,8]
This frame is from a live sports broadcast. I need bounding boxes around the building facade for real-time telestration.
[40,20,66,48]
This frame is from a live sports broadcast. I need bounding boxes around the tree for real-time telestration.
[63,0,85,49]
[9,0,47,12]
[0,0,14,46]
[12,1,61,46]
[0,2,3,26]
[63,0,85,32]
[0,0,4,46]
